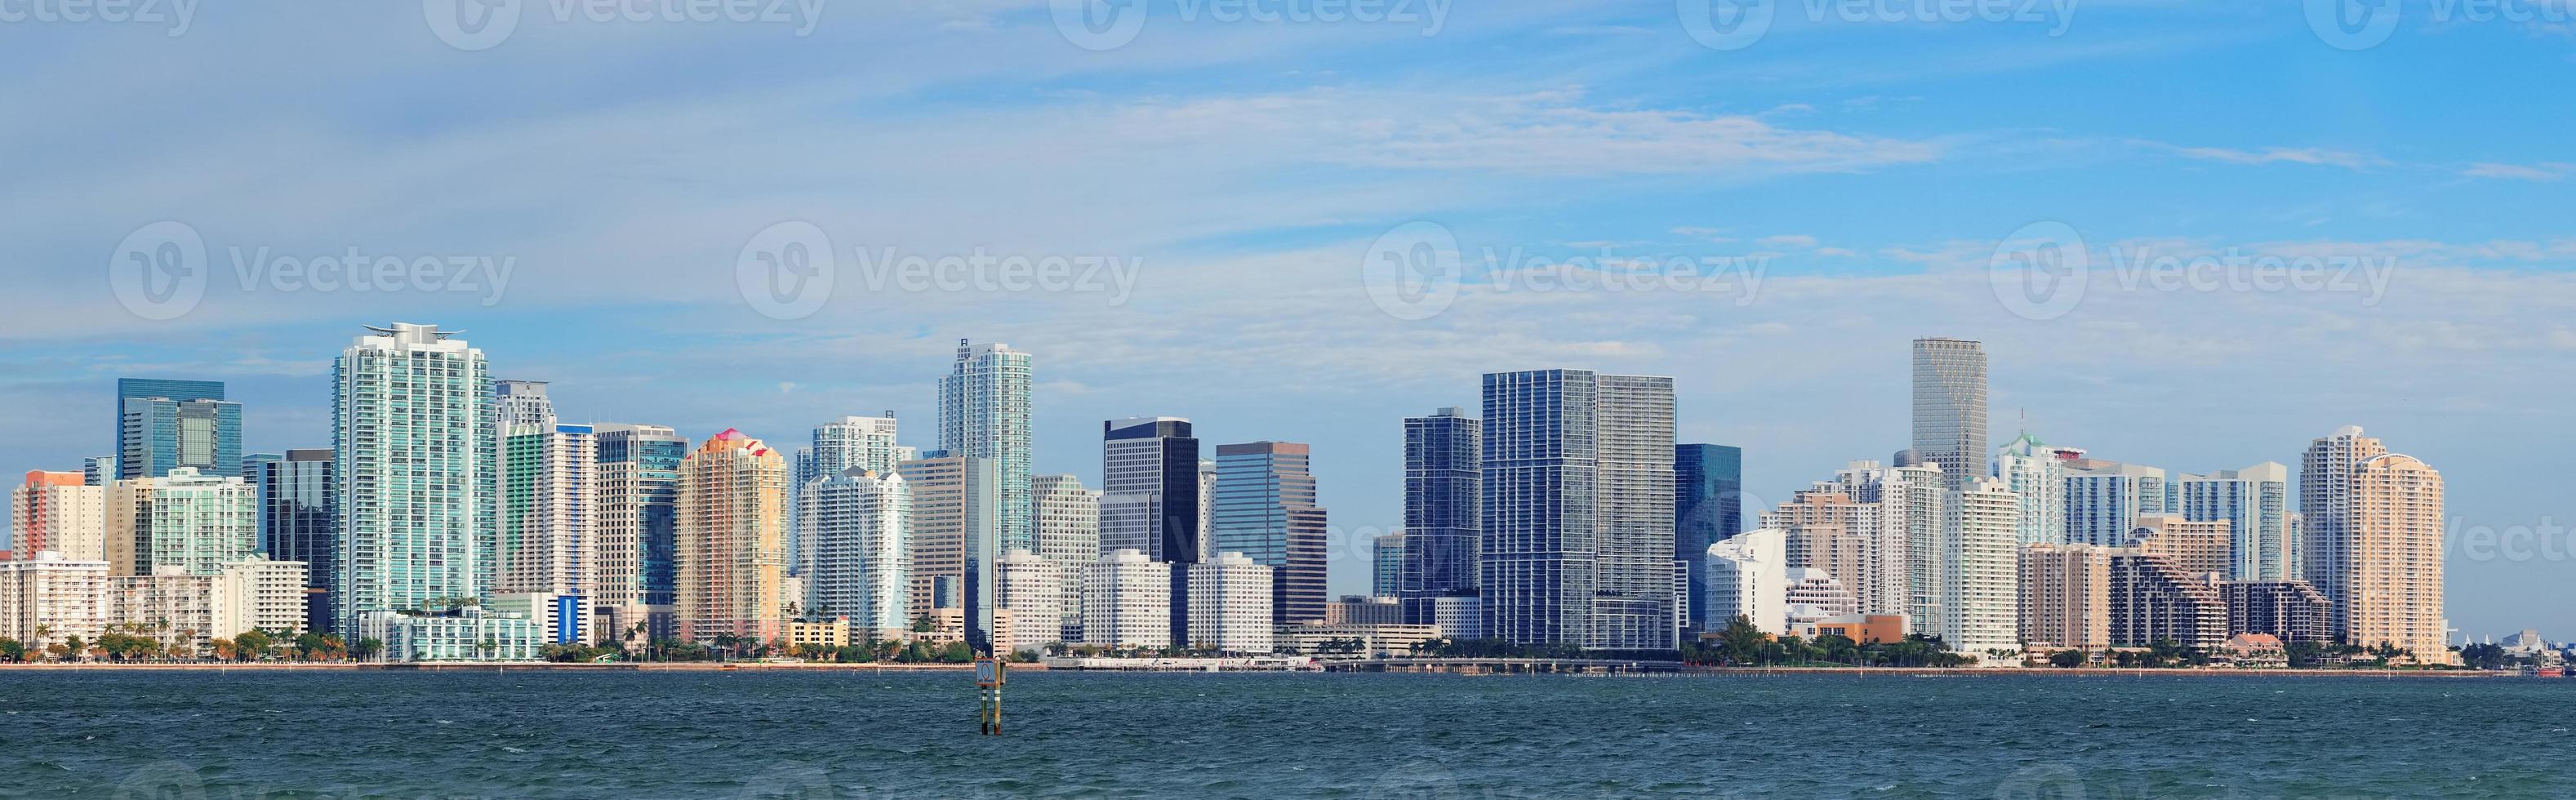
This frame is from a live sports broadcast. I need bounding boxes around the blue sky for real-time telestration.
[6,1,2576,639]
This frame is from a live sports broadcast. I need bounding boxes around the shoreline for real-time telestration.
[0,661,2529,678]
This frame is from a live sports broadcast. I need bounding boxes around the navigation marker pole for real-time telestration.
[975,657,1005,736]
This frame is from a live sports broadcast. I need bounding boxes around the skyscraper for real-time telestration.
[1401,407,1479,627]
[1992,432,2073,545]
[1100,417,1201,562]
[112,378,228,481]
[119,393,242,482]
[2178,463,2292,581]
[1704,527,1787,634]
[2063,459,2167,547]
[335,323,493,632]
[493,381,595,602]
[938,340,1032,553]
[13,471,106,562]
[592,424,686,642]
[800,467,910,633]
[82,456,114,487]
[1481,369,1678,651]
[1372,531,1404,599]
[1674,442,1742,631]
[1760,460,1939,622]
[1031,473,1099,642]
[1944,477,2021,655]
[674,429,791,645]
[2300,426,2382,640]
[2348,449,2447,660]
[793,414,904,575]
[256,450,336,632]
[1909,339,1987,492]
[1213,441,1328,628]
[897,453,1003,655]
[105,468,260,577]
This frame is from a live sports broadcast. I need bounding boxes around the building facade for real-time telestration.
[2107,552,2227,650]
[334,323,493,632]
[2177,463,2292,581]
[674,429,792,645]
[1480,370,1679,651]
[255,450,336,631]
[13,471,105,562]
[938,340,1033,553]
[1031,473,1099,642]
[105,468,260,578]
[800,468,910,633]
[116,377,239,482]
[994,549,1065,654]
[2222,580,2333,644]
[1401,407,1479,626]
[592,424,684,642]
[1704,527,1786,634]
[1910,338,1987,493]
[1083,549,1171,650]
[1675,442,1744,632]
[1992,433,2073,546]
[1212,441,1328,628]
[2064,459,2168,547]
[2348,451,2447,659]
[1186,551,1275,654]
[897,454,1003,655]
[1945,478,2022,655]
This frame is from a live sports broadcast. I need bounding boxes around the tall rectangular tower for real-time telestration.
[1674,442,1742,632]
[1212,441,1328,628]
[1481,369,1678,651]
[1910,338,1987,493]
[1402,407,1479,626]
[1100,418,1201,564]
[113,378,227,481]
[334,323,492,632]
[938,340,1033,554]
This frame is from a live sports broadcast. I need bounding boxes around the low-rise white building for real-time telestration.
[995,549,1066,656]
[1706,527,1787,633]
[359,607,545,662]
[1186,551,1273,654]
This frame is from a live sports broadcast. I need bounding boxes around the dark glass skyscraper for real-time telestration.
[115,378,238,481]
[1675,443,1743,633]
[1401,407,1479,626]
[259,449,338,632]
[1100,418,1202,563]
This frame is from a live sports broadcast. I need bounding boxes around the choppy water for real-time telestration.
[0,670,2562,798]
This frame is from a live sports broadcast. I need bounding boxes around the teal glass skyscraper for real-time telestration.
[1674,443,1742,632]
[115,378,239,480]
[333,323,494,632]
[937,340,1033,553]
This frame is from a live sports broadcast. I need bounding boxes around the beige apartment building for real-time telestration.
[674,429,792,645]
[2018,543,2111,651]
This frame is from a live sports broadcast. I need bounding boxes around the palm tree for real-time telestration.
[29,624,51,660]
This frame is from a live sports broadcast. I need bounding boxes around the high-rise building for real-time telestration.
[1213,441,1328,628]
[494,381,596,604]
[1910,339,1987,492]
[1372,531,1404,599]
[2063,459,2166,547]
[674,429,791,645]
[105,468,260,577]
[1031,474,1099,642]
[1992,432,2074,545]
[1783,567,1857,620]
[254,450,335,632]
[83,456,115,487]
[897,454,1003,655]
[592,424,685,642]
[1186,550,1275,654]
[793,414,904,575]
[2349,451,2447,660]
[1675,442,1743,632]
[2124,515,2233,580]
[938,340,1033,553]
[2018,543,2112,651]
[800,467,910,633]
[2222,580,2333,644]
[1401,407,1479,626]
[113,378,232,481]
[13,471,105,562]
[1945,477,2021,655]
[1083,549,1171,649]
[1481,369,1679,651]
[2107,552,2227,650]
[2177,463,2292,580]
[334,323,494,631]
[1100,417,1201,563]
[1765,460,1943,627]
[239,453,279,482]
[1704,527,1786,634]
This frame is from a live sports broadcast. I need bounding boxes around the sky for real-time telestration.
[4,0,2574,640]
